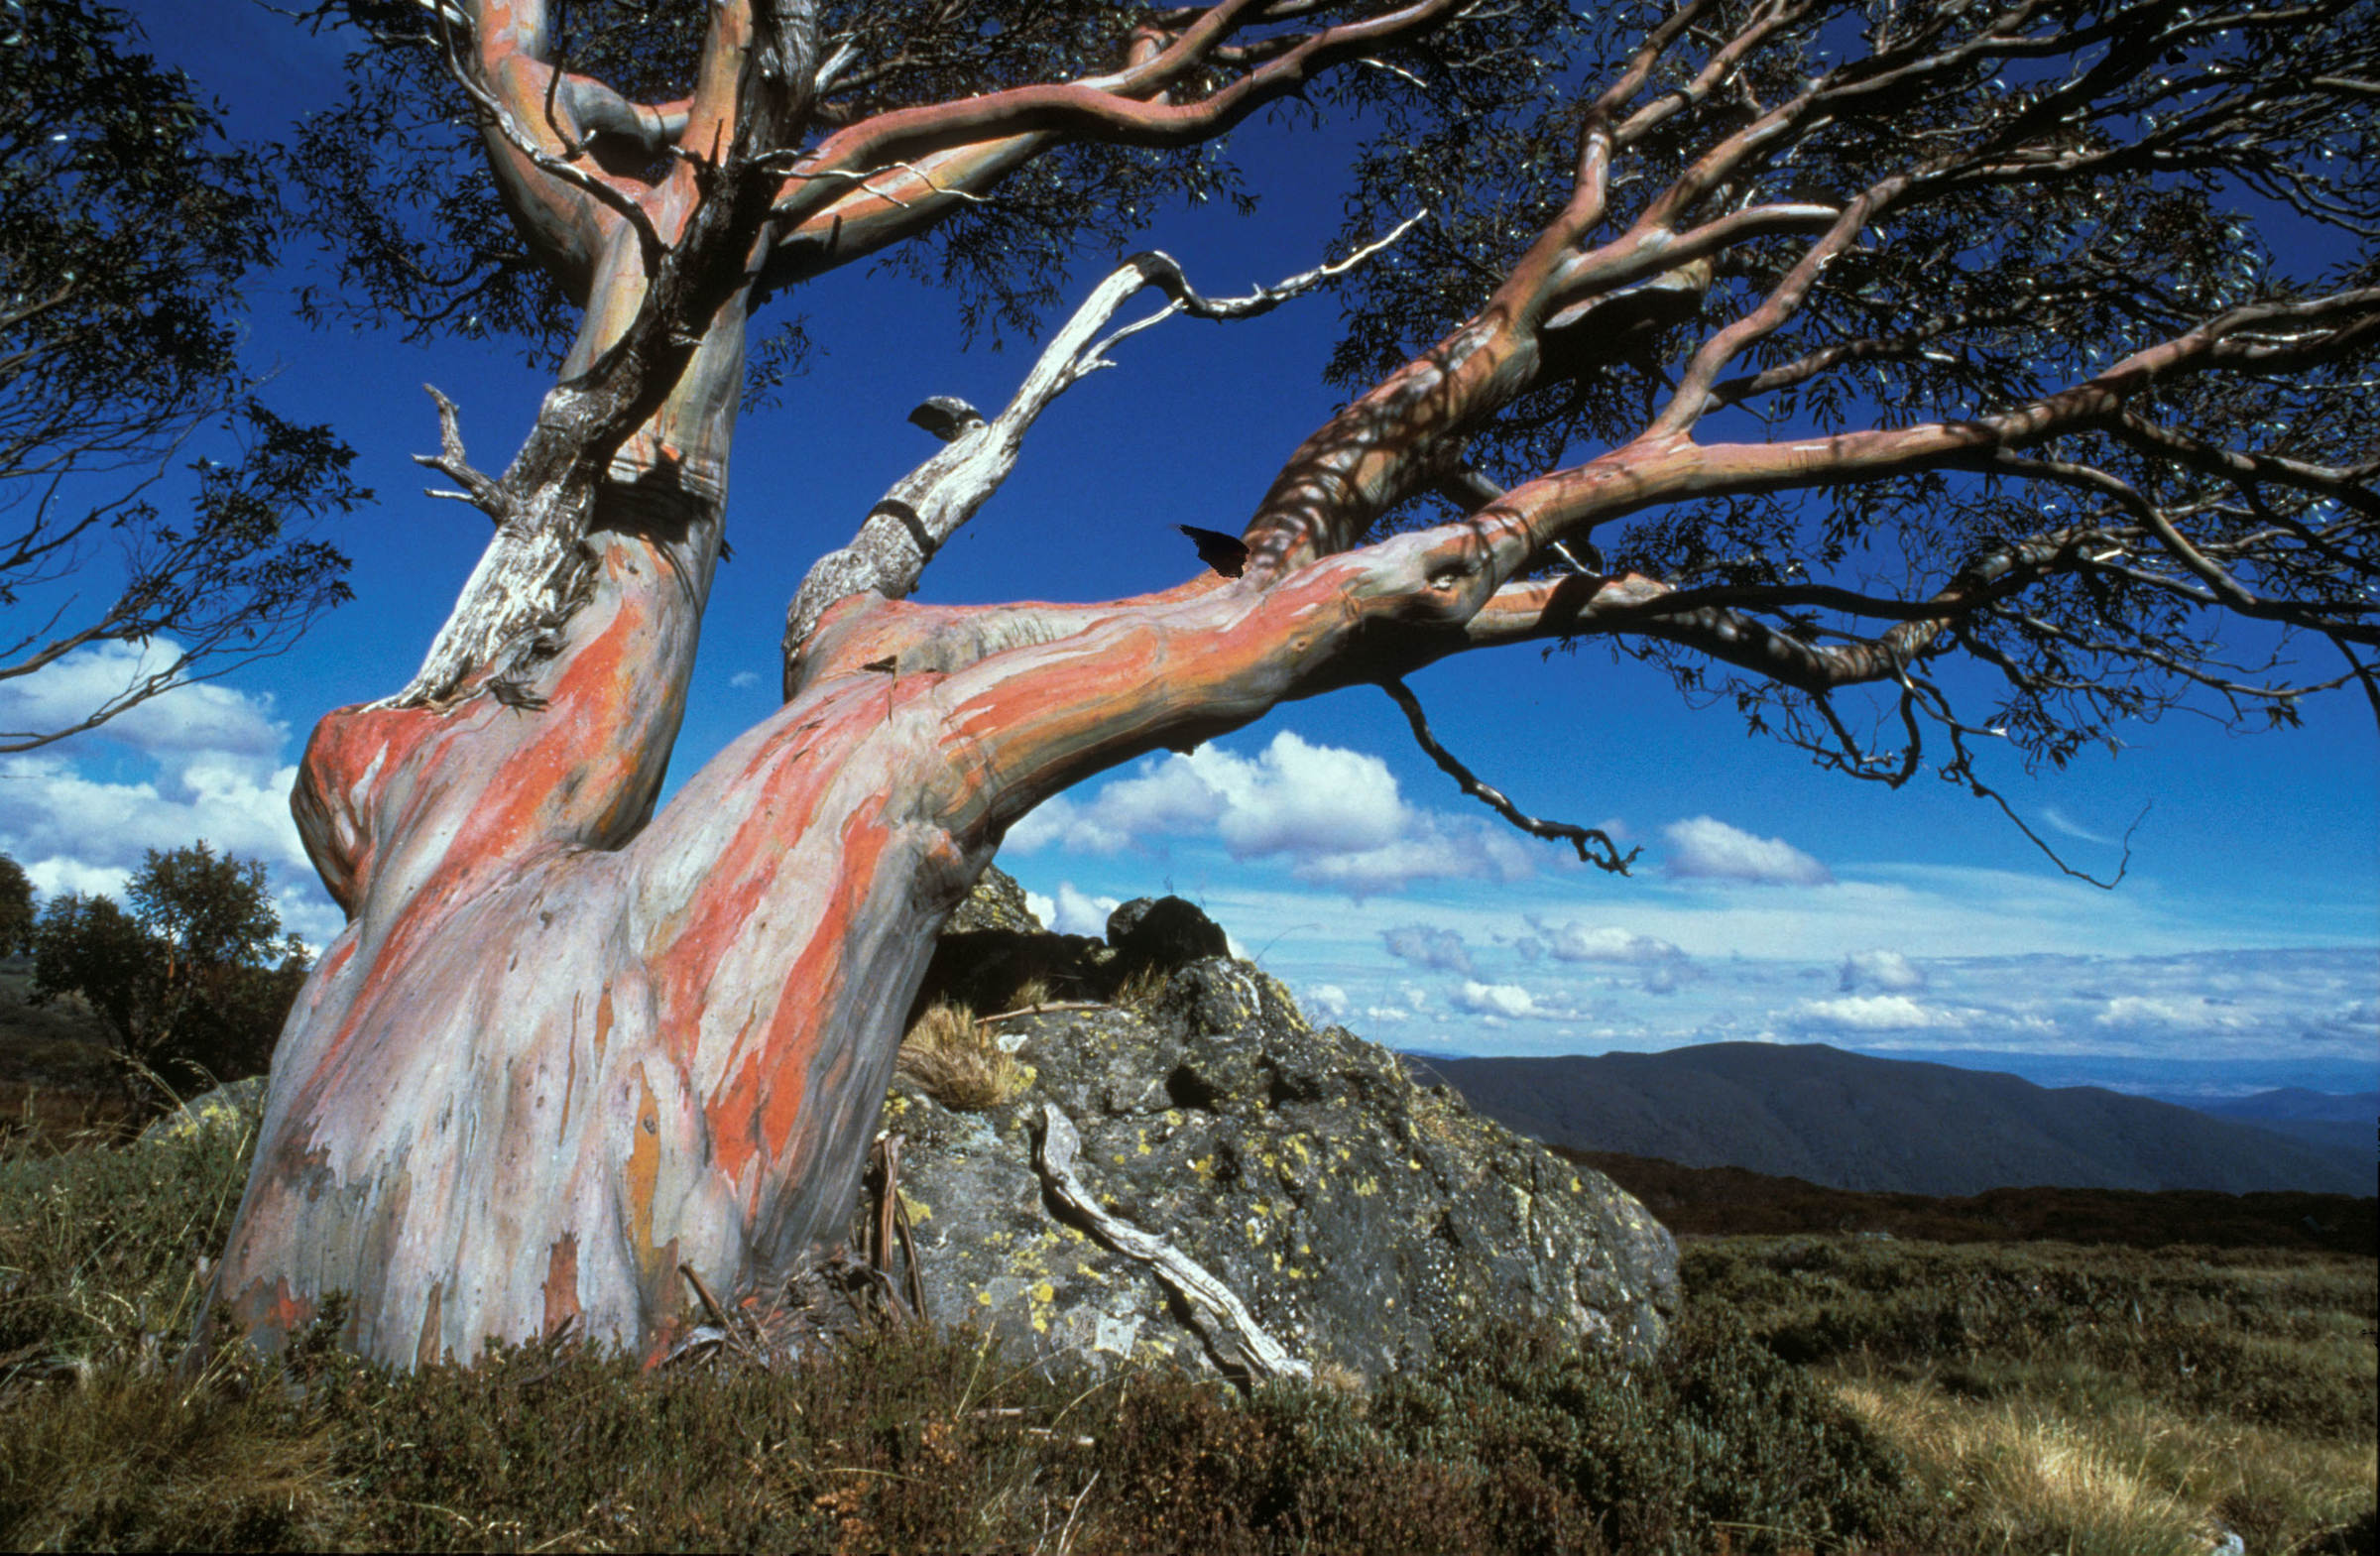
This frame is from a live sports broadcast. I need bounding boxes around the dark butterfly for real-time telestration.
[1178,525,1250,578]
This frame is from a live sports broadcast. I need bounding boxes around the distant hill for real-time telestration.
[2181,1088,2378,1159]
[1561,1148,2377,1253]
[1411,1042,2374,1197]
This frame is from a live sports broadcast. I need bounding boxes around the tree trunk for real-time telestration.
[204,366,1444,1366]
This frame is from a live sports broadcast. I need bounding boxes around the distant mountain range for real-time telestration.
[2177,1087,2378,1159]
[1410,1042,2375,1198]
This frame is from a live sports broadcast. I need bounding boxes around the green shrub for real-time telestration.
[30,843,309,1104]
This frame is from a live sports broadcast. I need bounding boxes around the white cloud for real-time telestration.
[1288,824,1537,896]
[1840,949,1927,993]
[1454,980,1537,1018]
[1381,923,1473,975]
[1642,960,1691,996]
[2092,994,2247,1031]
[0,639,286,762]
[1023,890,1055,927]
[1662,815,1833,886]
[1304,983,1350,1021]
[0,754,308,877]
[24,858,132,900]
[1535,920,1686,965]
[1009,754,1224,855]
[1794,994,1954,1030]
[1048,882,1121,938]
[1197,735,1406,858]
[1006,732,1548,894]
[0,658,341,944]
[728,669,762,690]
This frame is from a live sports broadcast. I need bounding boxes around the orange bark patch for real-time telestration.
[416,1281,444,1369]
[541,1233,582,1338]
[625,1065,661,1276]
[709,804,895,1184]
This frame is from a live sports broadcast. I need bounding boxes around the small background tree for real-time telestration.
[31,844,309,1103]
[0,855,32,957]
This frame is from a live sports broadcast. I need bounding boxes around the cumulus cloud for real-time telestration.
[1794,994,1954,1030]
[0,658,342,944]
[1006,732,1546,894]
[1304,984,1350,1021]
[1454,980,1537,1018]
[728,669,762,690]
[1840,949,1927,993]
[1047,882,1121,938]
[1643,960,1692,996]
[0,639,286,762]
[1289,825,1537,896]
[2092,995,2247,1031]
[0,754,307,877]
[1022,890,1055,927]
[1381,923,1473,975]
[1535,920,1686,965]
[1662,815,1833,886]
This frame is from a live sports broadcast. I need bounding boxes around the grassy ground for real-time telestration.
[2,1114,2371,1552]
[1690,1237,2377,1556]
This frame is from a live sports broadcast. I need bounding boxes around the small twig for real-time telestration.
[978,1001,1112,1025]
[677,1262,731,1329]
[1378,677,1638,874]
[1054,1469,1102,1556]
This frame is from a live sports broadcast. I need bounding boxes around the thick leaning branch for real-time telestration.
[780,221,1422,692]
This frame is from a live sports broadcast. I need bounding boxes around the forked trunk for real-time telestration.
[204,419,1429,1363]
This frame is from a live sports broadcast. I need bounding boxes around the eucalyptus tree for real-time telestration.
[0,1,362,750]
[209,0,2376,1365]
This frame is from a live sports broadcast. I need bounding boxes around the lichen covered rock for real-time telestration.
[138,1074,267,1146]
[870,949,1679,1384]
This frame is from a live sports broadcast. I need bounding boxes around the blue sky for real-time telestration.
[0,1,2371,1099]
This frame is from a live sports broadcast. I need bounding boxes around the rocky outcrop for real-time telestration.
[867,880,1679,1384]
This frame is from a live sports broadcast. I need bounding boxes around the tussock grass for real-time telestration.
[0,1110,254,1371]
[1112,959,1171,1012]
[893,999,1023,1112]
[1694,1235,2379,1555]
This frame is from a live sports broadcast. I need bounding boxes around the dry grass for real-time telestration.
[1693,1236,2379,1556]
[893,1000,1023,1112]
[1838,1376,2231,1555]
[1112,961,1171,1012]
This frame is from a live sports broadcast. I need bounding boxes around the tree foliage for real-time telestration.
[0,0,366,752]
[32,843,308,1099]
[0,851,31,956]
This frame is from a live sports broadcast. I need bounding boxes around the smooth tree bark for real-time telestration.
[208,0,2377,1365]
